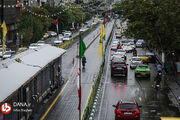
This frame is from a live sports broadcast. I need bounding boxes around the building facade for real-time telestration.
[0,0,19,50]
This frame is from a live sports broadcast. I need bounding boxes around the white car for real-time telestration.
[49,31,57,37]
[0,47,11,57]
[29,43,39,49]
[53,37,63,46]
[130,57,142,69]
[112,39,119,43]
[80,28,87,32]
[111,43,118,51]
[112,40,119,45]
[2,51,15,59]
[136,40,144,47]
[37,41,45,46]
[129,42,135,49]
[64,31,72,37]
[115,32,121,38]
[57,34,64,41]
[63,35,71,41]
[116,49,126,58]
[111,52,126,61]
[122,43,133,52]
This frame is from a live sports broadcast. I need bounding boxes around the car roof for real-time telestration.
[132,56,141,59]
[119,100,136,104]
[112,58,125,62]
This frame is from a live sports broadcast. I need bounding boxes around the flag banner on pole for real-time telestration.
[100,24,106,41]
[72,17,75,32]
[72,22,75,32]
[77,67,81,110]
[1,21,7,56]
[79,35,86,58]
[78,86,81,110]
[103,18,107,27]
[99,43,103,57]
[99,24,105,57]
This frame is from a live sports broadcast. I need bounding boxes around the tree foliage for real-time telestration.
[18,7,53,46]
[113,0,180,55]
[18,4,94,46]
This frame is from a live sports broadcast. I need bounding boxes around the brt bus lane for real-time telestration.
[45,20,115,120]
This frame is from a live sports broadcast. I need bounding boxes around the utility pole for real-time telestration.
[1,0,4,44]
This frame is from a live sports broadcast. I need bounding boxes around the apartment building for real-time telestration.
[0,0,19,49]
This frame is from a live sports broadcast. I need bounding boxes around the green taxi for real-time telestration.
[135,64,150,78]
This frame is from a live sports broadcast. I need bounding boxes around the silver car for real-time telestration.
[130,57,142,69]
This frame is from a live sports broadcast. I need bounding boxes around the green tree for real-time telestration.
[113,0,180,57]
[18,7,53,46]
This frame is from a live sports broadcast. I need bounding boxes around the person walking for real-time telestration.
[82,56,86,69]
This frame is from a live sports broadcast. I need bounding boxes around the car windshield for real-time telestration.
[37,41,44,43]
[5,52,11,55]
[132,58,141,61]
[138,65,148,69]
[64,36,69,38]
[123,43,127,46]
[119,103,137,109]
[112,58,123,62]
[114,63,126,66]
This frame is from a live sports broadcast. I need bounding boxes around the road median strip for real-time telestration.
[82,20,116,120]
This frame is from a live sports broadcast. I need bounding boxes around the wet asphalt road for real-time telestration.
[95,30,180,120]
[45,20,115,120]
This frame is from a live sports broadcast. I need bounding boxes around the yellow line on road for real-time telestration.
[40,64,76,120]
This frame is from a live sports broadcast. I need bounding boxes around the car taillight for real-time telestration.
[116,110,122,114]
[123,66,127,68]
[118,62,121,63]
[134,111,140,114]
[112,66,116,68]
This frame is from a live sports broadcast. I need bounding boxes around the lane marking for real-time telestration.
[40,64,76,120]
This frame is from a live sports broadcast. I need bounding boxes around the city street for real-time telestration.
[1,0,179,120]
[94,29,180,120]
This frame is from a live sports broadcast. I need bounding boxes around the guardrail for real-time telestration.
[82,20,116,120]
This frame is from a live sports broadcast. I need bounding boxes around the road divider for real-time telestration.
[82,20,116,120]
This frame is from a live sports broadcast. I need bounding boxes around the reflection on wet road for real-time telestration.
[96,35,180,120]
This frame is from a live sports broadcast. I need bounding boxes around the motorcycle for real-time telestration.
[133,50,137,56]
[154,72,162,90]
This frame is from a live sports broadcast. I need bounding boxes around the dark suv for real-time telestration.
[111,58,127,76]
[113,100,141,120]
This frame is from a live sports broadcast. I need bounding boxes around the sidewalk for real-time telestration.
[148,46,180,111]
[165,74,180,111]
